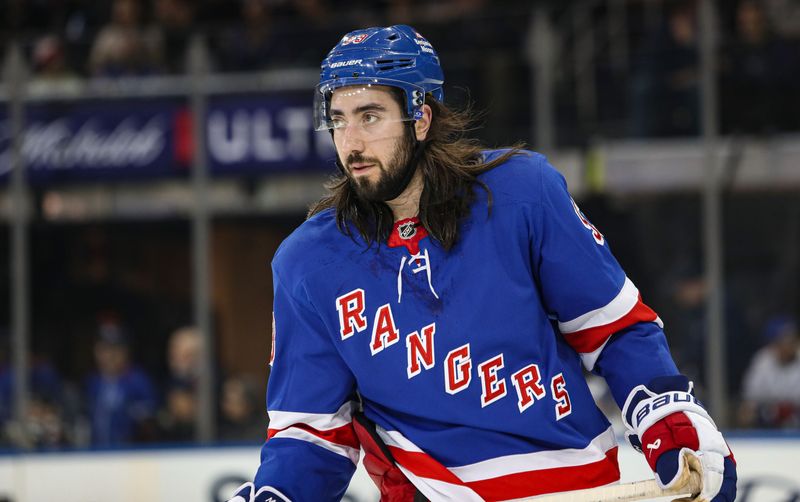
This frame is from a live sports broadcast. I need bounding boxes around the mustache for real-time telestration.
[346,153,381,168]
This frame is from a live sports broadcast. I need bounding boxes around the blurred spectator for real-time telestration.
[88,0,157,76]
[27,34,83,97]
[290,0,332,27]
[763,0,800,39]
[334,0,381,28]
[62,1,108,54]
[739,315,800,428]
[721,0,796,133]
[3,396,71,449]
[85,320,158,446]
[287,0,350,65]
[0,349,68,448]
[387,0,487,26]
[166,325,200,388]
[218,375,264,442]
[157,380,196,442]
[657,260,754,399]
[197,0,245,26]
[144,0,196,73]
[156,326,200,442]
[0,358,62,421]
[629,0,700,137]
[215,0,282,72]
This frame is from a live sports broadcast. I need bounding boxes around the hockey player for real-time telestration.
[230,25,737,502]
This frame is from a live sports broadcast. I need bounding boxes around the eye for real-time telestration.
[330,117,346,129]
[363,113,379,125]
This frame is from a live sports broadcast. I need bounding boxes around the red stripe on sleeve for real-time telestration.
[267,422,360,450]
[563,296,658,353]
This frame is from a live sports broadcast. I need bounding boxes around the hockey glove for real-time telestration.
[227,481,291,502]
[622,376,736,502]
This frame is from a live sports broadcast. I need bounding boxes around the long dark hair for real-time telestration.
[308,96,525,250]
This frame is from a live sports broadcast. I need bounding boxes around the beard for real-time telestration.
[344,128,415,202]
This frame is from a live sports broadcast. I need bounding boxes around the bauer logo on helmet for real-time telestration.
[329,59,363,69]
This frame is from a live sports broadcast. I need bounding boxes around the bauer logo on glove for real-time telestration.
[622,375,737,502]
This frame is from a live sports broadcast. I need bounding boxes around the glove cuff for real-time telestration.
[621,376,713,435]
[254,486,291,502]
[227,482,255,502]
[226,482,292,502]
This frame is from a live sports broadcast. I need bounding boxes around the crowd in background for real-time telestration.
[2,0,516,76]
[1,0,800,143]
[1,0,800,450]
[0,219,271,449]
[0,320,265,449]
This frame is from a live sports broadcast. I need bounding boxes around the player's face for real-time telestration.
[329,85,414,202]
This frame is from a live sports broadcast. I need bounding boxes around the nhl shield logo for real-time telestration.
[398,221,417,240]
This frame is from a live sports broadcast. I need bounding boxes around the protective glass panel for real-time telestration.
[313,78,422,132]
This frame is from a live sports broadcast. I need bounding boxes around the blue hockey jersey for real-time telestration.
[256,151,679,501]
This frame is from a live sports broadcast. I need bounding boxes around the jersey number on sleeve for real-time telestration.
[570,198,605,245]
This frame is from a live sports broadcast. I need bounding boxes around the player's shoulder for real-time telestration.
[272,208,347,279]
[478,148,566,204]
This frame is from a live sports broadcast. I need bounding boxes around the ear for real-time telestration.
[414,104,433,141]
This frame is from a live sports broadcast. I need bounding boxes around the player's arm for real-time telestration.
[229,265,360,502]
[530,156,670,377]
[530,155,736,501]
[594,326,736,501]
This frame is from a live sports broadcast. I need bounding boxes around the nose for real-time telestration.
[338,123,365,154]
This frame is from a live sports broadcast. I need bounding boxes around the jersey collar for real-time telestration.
[387,217,428,255]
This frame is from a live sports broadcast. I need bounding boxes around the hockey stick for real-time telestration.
[520,454,703,502]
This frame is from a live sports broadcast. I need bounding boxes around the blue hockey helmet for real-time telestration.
[313,25,444,131]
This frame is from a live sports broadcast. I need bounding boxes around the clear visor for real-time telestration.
[313,79,425,132]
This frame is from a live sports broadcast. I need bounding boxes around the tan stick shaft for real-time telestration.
[519,471,702,502]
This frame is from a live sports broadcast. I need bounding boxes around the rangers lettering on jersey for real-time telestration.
[370,304,400,355]
[445,343,472,395]
[406,323,436,379]
[336,288,367,339]
[478,354,507,407]
[335,288,572,413]
[551,373,573,420]
[511,364,546,413]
